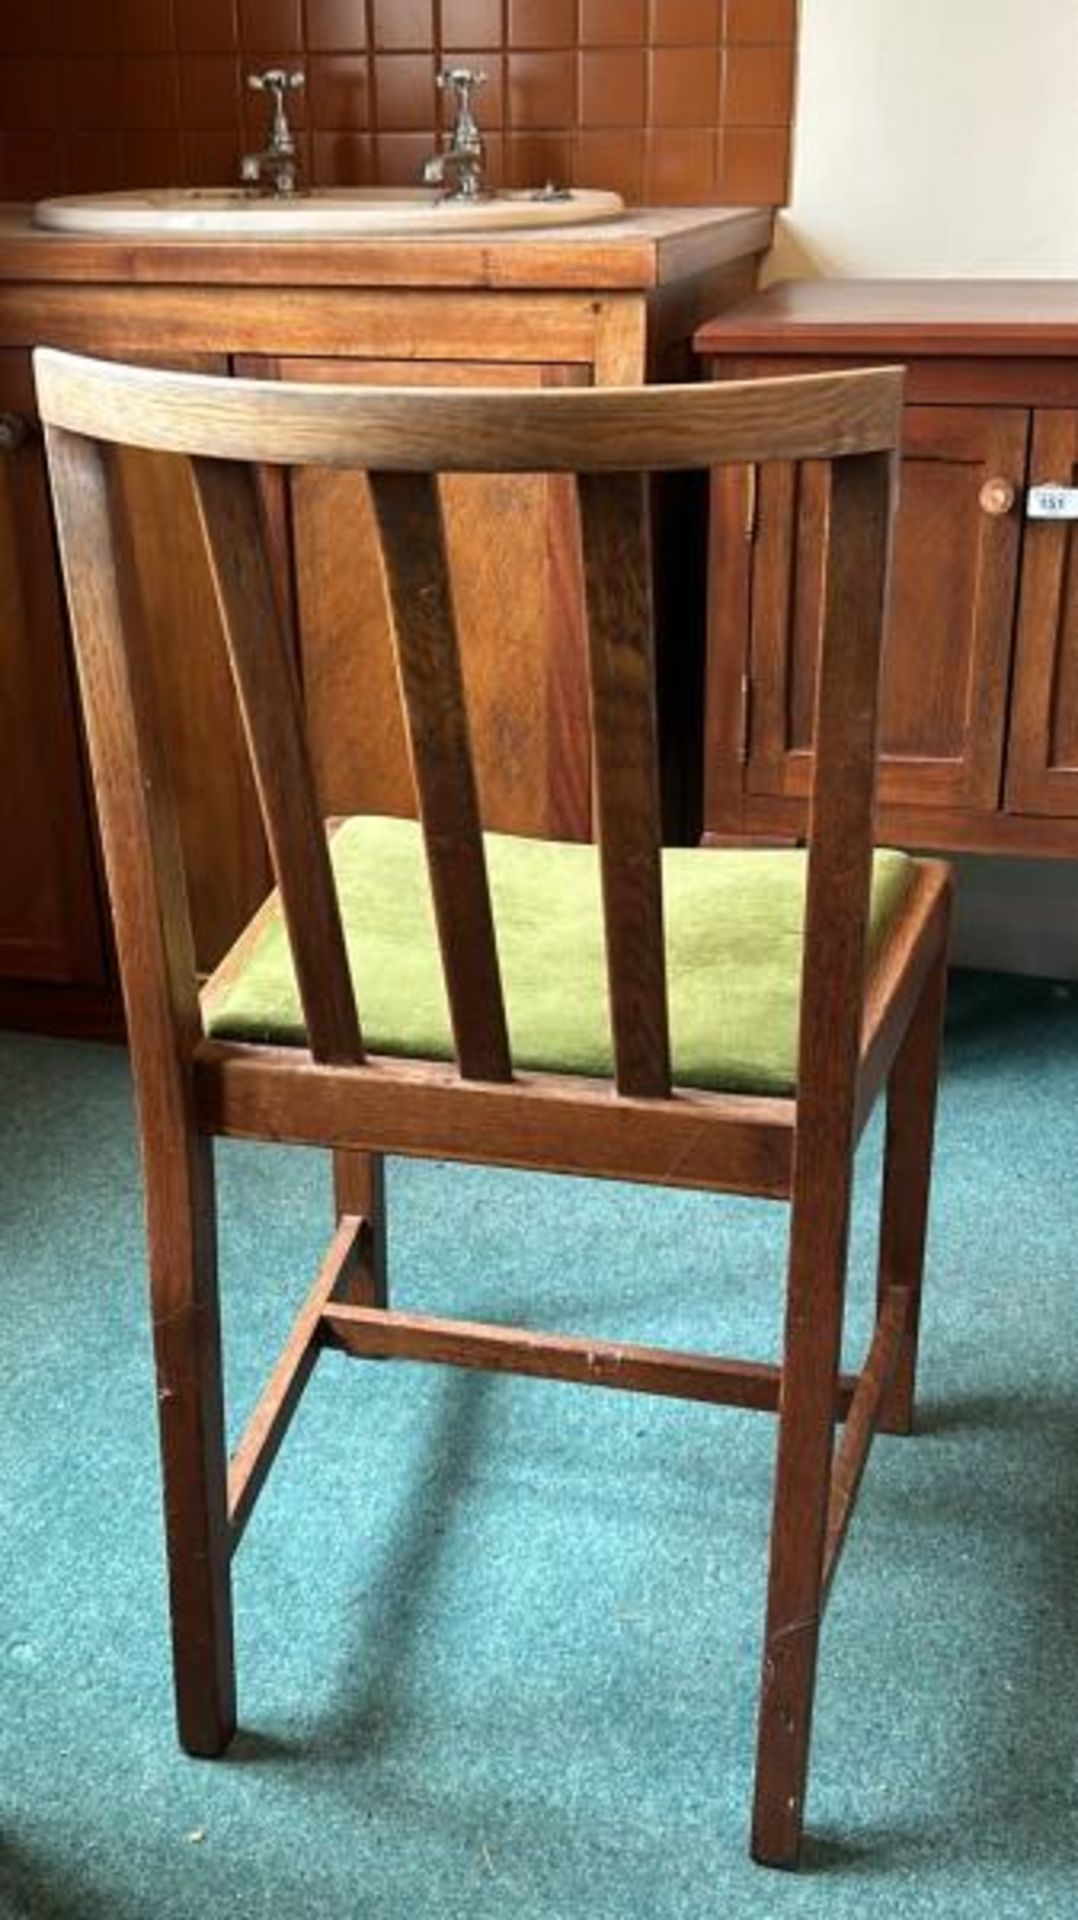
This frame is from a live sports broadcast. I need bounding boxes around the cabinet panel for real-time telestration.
[744,405,1028,814]
[1006,410,1078,815]
[238,355,593,841]
[0,352,105,986]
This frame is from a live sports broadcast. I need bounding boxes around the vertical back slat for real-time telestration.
[190,456,363,1065]
[578,470,672,1098]
[797,448,896,1121]
[369,468,512,1083]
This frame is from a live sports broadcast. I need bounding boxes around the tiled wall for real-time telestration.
[0,0,795,207]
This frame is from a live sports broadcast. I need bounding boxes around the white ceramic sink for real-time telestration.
[33,186,625,238]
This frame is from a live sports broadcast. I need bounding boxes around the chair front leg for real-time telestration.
[146,1130,236,1756]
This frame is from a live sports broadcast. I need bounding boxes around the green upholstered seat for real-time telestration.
[205,815,916,1097]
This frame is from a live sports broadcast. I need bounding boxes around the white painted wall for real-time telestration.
[769,0,1078,280]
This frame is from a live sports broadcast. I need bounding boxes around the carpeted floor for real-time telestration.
[1,970,1076,1918]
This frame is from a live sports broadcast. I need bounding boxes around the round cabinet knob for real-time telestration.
[979,477,1016,517]
[0,410,31,454]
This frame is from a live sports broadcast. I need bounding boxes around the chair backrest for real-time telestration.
[35,349,902,1106]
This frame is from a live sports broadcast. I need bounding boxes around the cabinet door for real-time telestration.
[745,405,1028,813]
[1006,410,1078,816]
[236,355,592,841]
[0,352,106,986]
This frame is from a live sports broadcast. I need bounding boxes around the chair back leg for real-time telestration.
[333,1149,389,1309]
[147,1130,236,1756]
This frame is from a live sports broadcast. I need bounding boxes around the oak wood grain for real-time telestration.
[34,351,905,473]
[0,205,772,294]
[322,1304,862,1416]
[193,1040,797,1197]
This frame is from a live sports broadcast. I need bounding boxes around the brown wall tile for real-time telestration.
[649,1,722,46]
[579,50,647,129]
[177,56,241,134]
[59,55,121,131]
[1,0,796,209]
[645,125,718,200]
[374,54,437,133]
[507,50,577,129]
[306,0,367,53]
[174,0,239,56]
[123,130,184,183]
[724,0,797,43]
[719,124,789,201]
[649,46,720,126]
[505,130,574,191]
[238,0,304,55]
[0,7,66,58]
[115,0,174,57]
[62,1,121,58]
[311,128,374,185]
[1,133,65,197]
[5,58,62,130]
[371,0,436,52]
[722,43,794,126]
[309,52,370,130]
[442,0,502,49]
[509,1,578,50]
[119,57,180,134]
[575,129,646,199]
[580,0,647,46]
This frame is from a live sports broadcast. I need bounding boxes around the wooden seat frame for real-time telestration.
[37,347,951,1870]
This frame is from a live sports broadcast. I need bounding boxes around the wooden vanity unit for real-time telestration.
[0,204,770,1037]
[695,280,1078,859]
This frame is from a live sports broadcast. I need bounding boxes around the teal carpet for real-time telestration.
[1,971,1076,1918]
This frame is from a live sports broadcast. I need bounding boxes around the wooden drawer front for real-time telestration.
[1006,410,1078,815]
[745,404,1028,813]
[238,354,593,843]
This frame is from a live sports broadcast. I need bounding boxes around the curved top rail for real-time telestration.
[34,348,903,473]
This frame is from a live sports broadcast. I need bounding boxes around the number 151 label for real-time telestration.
[1027,484,1078,521]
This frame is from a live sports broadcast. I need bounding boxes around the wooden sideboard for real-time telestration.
[695,280,1078,858]
[0,204,770,1037]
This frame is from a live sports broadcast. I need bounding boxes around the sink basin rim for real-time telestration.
[32,186,626,239]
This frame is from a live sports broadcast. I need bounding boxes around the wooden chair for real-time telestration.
[36,346,951,1869]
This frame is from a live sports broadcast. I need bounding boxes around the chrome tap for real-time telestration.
[422,68,488,201]
[241,69,304,197]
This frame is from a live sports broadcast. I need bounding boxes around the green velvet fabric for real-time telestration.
[206,815,916,1096]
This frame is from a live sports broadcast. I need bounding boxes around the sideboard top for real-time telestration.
[695,278,1078,357]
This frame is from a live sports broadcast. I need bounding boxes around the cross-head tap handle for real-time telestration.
[246,68,304,155]
[247,68,305,99]
[437,66,488,101]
